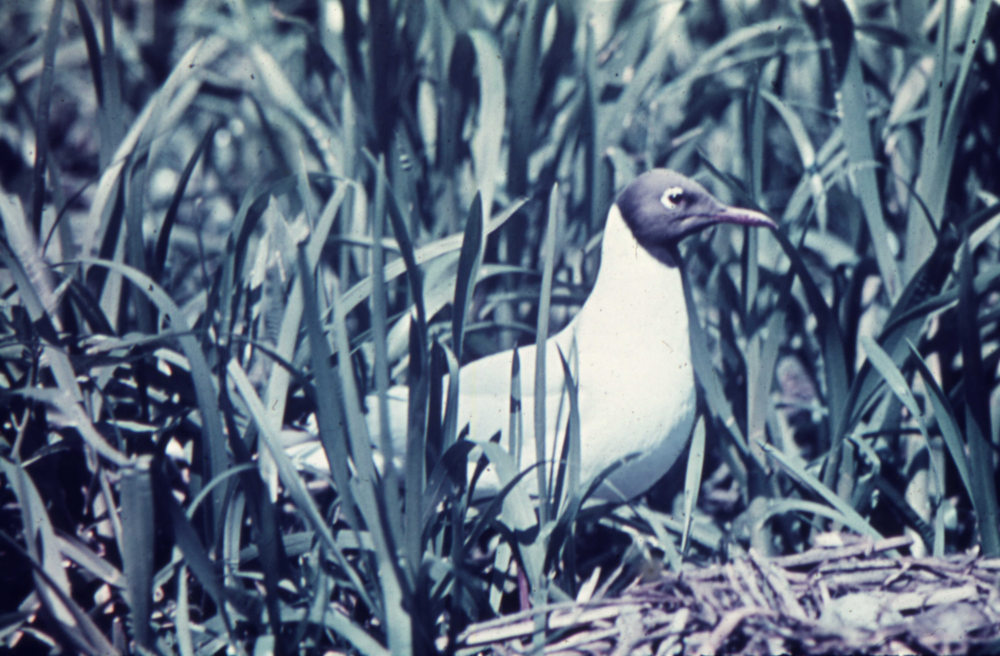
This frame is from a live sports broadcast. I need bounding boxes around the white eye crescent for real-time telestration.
[660,186,684,209]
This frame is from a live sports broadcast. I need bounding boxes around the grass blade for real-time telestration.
[227,358,376,611]
[858,337,923,435]
[296,246,360,530]
[369,155,406,564]
[0,457,76,628]
[681,417,707,555]
[328,275,415,647]
[442,192,485,453]
[158,467,245,627]
[0,527,118,656]
[0,32,39,78]
[683,265,748,455]
[30,0,64,237]
[119,456,155,649]
[280,605,390,656]
[0,191,82,401]
[958,239,1000,556]
[151,122,218,283]
[468,31,505,215]
[509,346,524,469]
[759,89,816,173]
[452,192,485,364]
[769,228,850,482]
[70,257,229,539]
[362,150,428,337]
[906,0,993,276]
[506,0,545,195]
[439,339,462,457]
[259,181,350,500]
[860,336,944,554]
[907,341,972,505]
[72,0,102,110]
[97,0,123,168]
[751,498,883,540]
[176,565,194,656]
[747,299,785,471]
[339,199,524,316]
[56,534,125,589]
[404,318,429,585]
[555,346,581,508]
[838,20,899,299]
[761,443,883,541]
[535,184,560,525]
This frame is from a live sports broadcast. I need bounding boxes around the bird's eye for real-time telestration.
[660,187,685,209]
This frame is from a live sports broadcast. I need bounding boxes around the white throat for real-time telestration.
[555,203,696,495]
[573,204,689,345]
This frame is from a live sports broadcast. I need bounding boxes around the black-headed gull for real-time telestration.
[366,169,775,500]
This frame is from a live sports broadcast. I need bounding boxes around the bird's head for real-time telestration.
[615,169,776,267]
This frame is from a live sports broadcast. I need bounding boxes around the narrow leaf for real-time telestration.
[682,417,707,555]
[535,184,559,524]
[119,456,155,648]
[958,240,1000,556]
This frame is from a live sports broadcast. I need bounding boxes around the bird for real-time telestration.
[364,169,775,501]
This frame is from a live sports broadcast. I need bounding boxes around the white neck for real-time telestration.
[573,204,689,344]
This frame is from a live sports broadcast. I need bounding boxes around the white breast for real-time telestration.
[453,205,696,499]
[363,205,697,501]
[565,205,695,498]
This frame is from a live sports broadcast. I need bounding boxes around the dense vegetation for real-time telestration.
[0,0,998,653]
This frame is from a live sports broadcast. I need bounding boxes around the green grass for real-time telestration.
[1,0,999,653]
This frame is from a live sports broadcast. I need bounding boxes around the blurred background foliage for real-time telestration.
[0,0,999,653]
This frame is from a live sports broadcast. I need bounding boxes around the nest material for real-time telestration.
[457,535,1000,655]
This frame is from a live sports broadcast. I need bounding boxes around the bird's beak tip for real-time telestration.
[716,206,777,230]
